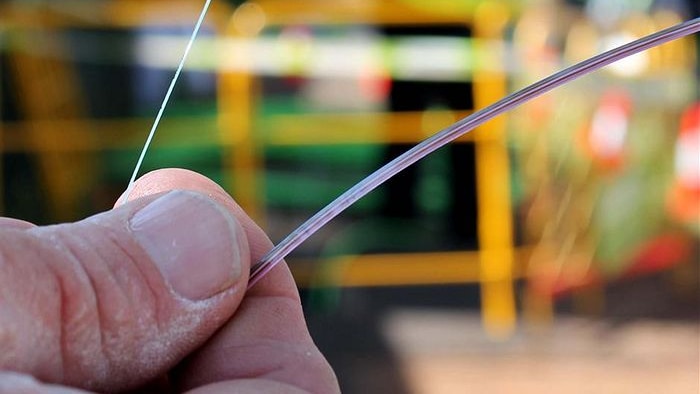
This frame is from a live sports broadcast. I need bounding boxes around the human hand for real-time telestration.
[0,169,339,393]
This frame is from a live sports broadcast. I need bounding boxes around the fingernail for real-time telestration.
[130,191,243,300]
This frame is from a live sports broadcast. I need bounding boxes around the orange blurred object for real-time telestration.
[667,102,700,224]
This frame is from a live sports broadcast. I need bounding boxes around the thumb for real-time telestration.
[0,190,249,392]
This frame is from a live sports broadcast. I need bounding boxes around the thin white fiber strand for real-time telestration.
[124,0,213,199]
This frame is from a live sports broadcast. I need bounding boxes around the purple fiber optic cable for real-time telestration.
[248,17,700,289]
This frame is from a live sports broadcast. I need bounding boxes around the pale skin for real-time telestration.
[0,168,340,393]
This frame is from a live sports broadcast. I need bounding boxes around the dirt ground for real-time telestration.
[383,311,699,394]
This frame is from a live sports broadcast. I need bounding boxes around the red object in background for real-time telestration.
[359,66,392,104]
[622,233,693,277]
[582,89,633,172]
[540,233,693,299]
[667,102,700,223]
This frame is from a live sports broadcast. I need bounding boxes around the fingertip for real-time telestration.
[116,168,224,207]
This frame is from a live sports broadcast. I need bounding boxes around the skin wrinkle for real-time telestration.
[0,248,11,338]
[96,226,163,337]
[215,341,318,378]
[25,233,68,384]
[33,229,106,387]
[100,226,162,335]
[0,232,66,382]
[187,379,311,394]
[53,230,109,387]
[177,344,284,390]
[219,343,288,378]
[1,247,20,368]
[56,244,73,387]
[199,344,331,394]
[28,220,170,391]
[31,218,197,391]
[0,246,17,368]
[86,211,166,339]
[69,225,165,390]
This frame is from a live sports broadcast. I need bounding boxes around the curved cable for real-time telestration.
[248,17,700,288]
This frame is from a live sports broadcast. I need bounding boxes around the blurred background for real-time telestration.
[0,0,698,392]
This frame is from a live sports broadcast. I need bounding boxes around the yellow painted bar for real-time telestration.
[473,1,516,340]
[0,1,232,29]
[290,247,532,288]
[219,16,264,222]
[331,252,483,287]
[254,0,476,27]
[319,251,519,287]
[263,110,479,146]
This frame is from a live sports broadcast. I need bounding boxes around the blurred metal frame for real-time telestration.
[220,0,519,338]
